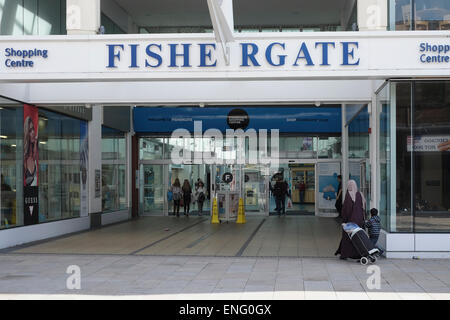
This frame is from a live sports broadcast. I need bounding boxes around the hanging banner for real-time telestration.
[317,162,341,217]
[23,104,39,225]
[80,121,88,217]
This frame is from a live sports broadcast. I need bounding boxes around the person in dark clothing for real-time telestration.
[365,208,382,248]
[335,175,343,218]
[1,174,11,191]
[182,179,192,217]
[298,181,306,204]
[335,180,366,260]
[273,177,289,216]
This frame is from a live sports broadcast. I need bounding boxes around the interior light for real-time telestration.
[0,135,7,139]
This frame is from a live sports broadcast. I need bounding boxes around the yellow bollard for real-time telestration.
[211,197,219,224]
[236,198,246,224]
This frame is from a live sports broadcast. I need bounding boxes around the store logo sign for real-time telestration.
[105,41,360,69]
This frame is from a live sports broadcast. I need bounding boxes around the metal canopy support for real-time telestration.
[206,0,235,65]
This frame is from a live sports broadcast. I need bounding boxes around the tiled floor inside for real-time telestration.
[10,216,342,258]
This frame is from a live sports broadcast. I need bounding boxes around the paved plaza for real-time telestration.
[0,253,449,300]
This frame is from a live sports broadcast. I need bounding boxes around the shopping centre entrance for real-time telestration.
[135,105,371,220]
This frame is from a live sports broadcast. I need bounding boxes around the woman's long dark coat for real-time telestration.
[335,191,365,259]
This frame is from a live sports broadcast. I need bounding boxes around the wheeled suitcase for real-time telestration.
[348,227,380,265]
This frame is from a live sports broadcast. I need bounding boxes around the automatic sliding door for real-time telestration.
[269,162,316,215]
[139,164,165,215]
[243,164,268,214]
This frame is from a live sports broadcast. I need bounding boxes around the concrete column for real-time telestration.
[66,0,101,35]
[220,0,234,30]
[357,0,388,31]
[88,105,102,226]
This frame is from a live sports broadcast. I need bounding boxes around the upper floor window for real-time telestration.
[391,0,450,30]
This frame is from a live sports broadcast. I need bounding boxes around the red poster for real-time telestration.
[23,104,39,225]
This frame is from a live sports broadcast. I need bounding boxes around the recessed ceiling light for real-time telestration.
[0,135,7,139]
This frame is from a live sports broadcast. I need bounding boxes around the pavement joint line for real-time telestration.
[130,218,208,255]
[235,219,266,257]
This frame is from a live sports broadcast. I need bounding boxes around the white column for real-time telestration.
[220,0,234,30]
[342,104,349,195]
[88,105,102,216]
[66,0,101,35]
[357,0,388,31]
[369,94,378,209]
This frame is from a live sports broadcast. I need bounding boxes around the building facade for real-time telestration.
[0,0,449,258]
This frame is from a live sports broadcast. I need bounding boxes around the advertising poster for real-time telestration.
[80,122,88,217]
[23,104,39,225]
[317,162,340,217]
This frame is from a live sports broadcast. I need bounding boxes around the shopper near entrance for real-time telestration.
[182,179,192,217]
[273,176,289,216]
[195,180,206,216]
[335,180,366,260]
[298,180,306,204]
[170,178,182,217]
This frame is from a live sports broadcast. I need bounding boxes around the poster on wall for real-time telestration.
[317,162,340,217]
[80,122,88,217]
[23,104,39,225]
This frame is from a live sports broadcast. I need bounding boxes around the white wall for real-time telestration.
[380,231,450,259]
[1,80,373,105]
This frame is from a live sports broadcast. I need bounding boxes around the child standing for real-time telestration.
[365,208,383,253]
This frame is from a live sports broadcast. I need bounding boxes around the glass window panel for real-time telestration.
[348,106,370,159]
[38,109,83,222]
[139,137,163,160]
[102,126,127,213]
[377,84,391,231]
[0,106,23,229]
[140,164,165,214]
[395,82,413,232]
[317,137,342,159]
[415,0,450,30]
[413,81,450,232]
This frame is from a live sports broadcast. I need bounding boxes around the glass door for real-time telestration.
[243,164,269,215]
[168,164,210,216]
[139,164,166,215]
[269,160,316,215]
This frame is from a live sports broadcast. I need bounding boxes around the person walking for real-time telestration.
[273,176,289,216]
[170,178,182,217]
[182,179,192,217]
[298,180,306,204]
[195,180,206,216]
[335,180,366,260]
